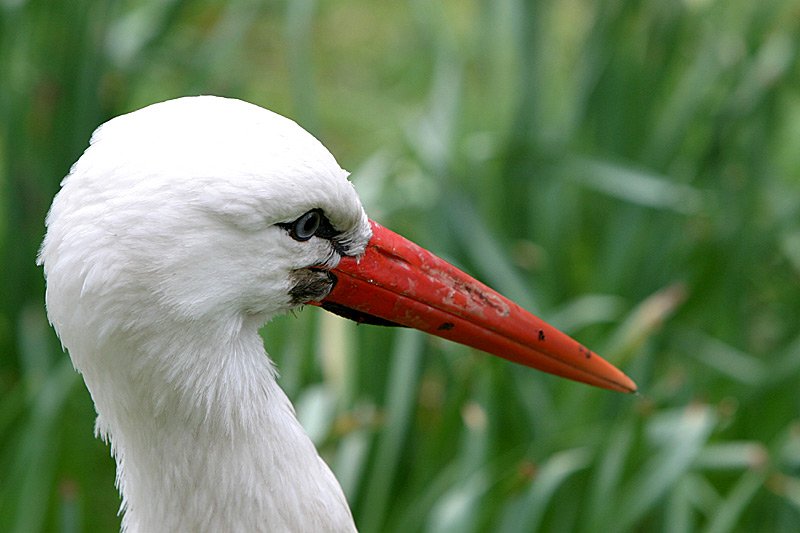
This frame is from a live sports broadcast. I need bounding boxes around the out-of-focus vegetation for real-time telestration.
[2,0,800,531]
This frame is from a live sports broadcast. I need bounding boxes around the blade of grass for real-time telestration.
[2,359,77,533]
[561,156,705,215]
[424,365,493,533]
[580,420,635,532]
[547,293,625,335]
[359,328,424,532]
[703,469,768,533]
[695,442,768,472]
[602,282,688,367]
[665,477,695,533]
[497,447,592,533]
[424,469,488,533]
[333,424,371,503]
[683,332,769,386]
[285,0,320,134]
[616,405,715,531]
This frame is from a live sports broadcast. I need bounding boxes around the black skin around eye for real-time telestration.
[277,209,347,255]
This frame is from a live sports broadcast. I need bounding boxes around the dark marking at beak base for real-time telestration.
[289,268,336,305]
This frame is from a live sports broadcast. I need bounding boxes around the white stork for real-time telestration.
[38,96,635,532]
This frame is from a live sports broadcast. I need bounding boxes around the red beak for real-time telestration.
[314,221,636,393]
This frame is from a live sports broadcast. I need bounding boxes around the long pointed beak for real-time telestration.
[314,221,636,393]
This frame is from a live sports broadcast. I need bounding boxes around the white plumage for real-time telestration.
[39,96,366,532]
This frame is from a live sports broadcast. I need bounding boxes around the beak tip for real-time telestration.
[613,373,638,394]
[597,364,637,394]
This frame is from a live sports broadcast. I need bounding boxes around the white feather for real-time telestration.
[38,96,371,532]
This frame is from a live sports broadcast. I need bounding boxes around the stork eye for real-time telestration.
[290,210,322,241]
[278,209,343,249]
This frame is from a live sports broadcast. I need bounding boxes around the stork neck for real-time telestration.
[84,316,356,533]
[120,315,279,433]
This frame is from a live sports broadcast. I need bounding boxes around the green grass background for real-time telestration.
[2,0,800,531]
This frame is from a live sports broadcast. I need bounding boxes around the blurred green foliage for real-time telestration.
[2,0,800,531]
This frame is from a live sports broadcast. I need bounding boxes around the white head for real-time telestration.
[40,95,370,358]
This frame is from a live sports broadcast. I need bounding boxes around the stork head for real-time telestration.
[40,97,370,341]
[39,96,635,393]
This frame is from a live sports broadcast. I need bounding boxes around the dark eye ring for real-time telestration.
[291,210,322,241]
